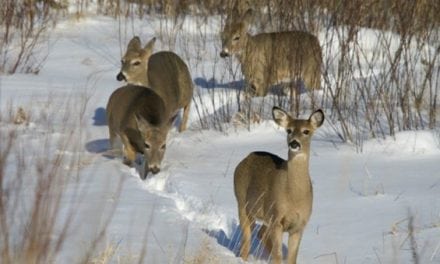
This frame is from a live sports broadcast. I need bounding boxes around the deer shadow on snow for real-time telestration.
[88,109,143,174]
[204,222,287,261]
[88,105,289,258]
[194,77,245,91]
[194,76,308,95]
[85,107,111,155]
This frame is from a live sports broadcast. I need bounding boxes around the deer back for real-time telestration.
[106,85,169,152]
[147,51,193,116]
[245,32,321,77]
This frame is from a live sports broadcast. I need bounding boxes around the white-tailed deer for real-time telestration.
[220,9,322,100]
[117,36,156,86]
[106,85,176,179]
[234,107,324,264]
[117,37,193,132]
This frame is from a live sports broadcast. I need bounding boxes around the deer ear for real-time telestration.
[135,113,150,131]
[272,106,290,129]
[127,36,141,51]
[144,37,156,53]
[141,37,155,61]
[309,109,324,128]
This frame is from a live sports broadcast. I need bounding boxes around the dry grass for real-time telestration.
[0,0,65,74]
[81,240,146,264]
[183,239,221,264]
[0,95,125,264]
[0,1,438,263]
[106,0,438,147]
[2,0,438,146]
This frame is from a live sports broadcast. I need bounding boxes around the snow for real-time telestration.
[362,131,440,157]
[1,13,439,264]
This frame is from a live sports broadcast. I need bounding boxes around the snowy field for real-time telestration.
[1,13,440,264]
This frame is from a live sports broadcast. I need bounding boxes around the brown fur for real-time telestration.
[106,85,174,179]
[147,51,193,132]
[220,10,322,97]
[234,107,324,264]
[117,37,193,132]
[117,36,156,86]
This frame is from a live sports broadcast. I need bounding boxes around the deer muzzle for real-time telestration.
[116,72,126,81]
[289,139,301,152]
[141,161,160,180]
[141,163,161,180]
[149,165,160,174]
[220,49,230,58]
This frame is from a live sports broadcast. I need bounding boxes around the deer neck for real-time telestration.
[139,74,150,87]
[286,152,311,192]
[237,33,251,62]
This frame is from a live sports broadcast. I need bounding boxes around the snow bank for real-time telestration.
[363,131,440,157]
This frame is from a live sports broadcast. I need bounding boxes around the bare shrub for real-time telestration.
[0,0,65,74]
[0,107,74,263]
[243,0,440,147]
[183,239,221,264]
[31,0,438,141]
[0,95,125,263]
[12,107,29,125]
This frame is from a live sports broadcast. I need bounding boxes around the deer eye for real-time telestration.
[233,35,240,41]
[286,129,292,134]
[160,144,166,150]
[303,129,310,135]
[132,61,141,66]
[120,59,125,65]
[144,143,150,149]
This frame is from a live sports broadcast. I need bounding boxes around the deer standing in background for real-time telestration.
[220,9,322,113]
[234,107,324,263]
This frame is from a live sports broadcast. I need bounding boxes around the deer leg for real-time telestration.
[305,74,318,111]
[108,128,116,150]
[108,129,123,157]
[287,231,303,264]
[238,209,253,261]
[295,82,301,117]
[312,70,320,107]
[288,81,300,116]
[257,224,273,255]
[179,101,191,132]
[254,78,268,97]
[304,65,320,110]
[269,223,283,264]
[246,83,257,97]
[120,134,136,166]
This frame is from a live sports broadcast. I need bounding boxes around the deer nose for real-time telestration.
[220,50,229,58]
[289,140,301,152]
[116,72,126,81]
[149,166,160,174]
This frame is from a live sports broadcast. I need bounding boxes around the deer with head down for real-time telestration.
[108,37,194,178]
[220,9,322,107]
[234,106,324,264]
[106,85,176,179]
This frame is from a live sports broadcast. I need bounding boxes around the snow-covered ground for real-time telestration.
[1,14,440,264]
